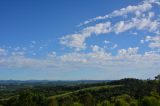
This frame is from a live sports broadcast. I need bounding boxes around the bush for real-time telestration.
[141,96,160,106]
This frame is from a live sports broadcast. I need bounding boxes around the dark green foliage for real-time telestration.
[1,75,160,106]
[79,93,95,106]
[141,96,160,106]
[97,100,113,106]
[115,99,129,106]
[5,97,18,106]
[130,101,138,106]
[47,98,58,106]
[4,91,47,106]
[72,102,83,106]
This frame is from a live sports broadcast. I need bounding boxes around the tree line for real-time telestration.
[0,75,160,106]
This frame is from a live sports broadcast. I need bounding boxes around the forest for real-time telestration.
[0,75,160,106]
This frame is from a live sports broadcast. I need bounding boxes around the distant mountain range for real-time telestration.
[0,80,112,85]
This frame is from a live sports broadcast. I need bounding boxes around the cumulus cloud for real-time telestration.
[145,35,160,49]
[114,14,159,34]
[118,47,139,56]
[144,0,160,5]
[60,34,87,51]
[0,46,160,79]
[60,22,111,51]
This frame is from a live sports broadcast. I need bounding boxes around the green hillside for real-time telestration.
[0,75,160,106]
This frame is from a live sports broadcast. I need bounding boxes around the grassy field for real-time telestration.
[48,85,122,99]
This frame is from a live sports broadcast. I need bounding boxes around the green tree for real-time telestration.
[47,98,58,106]
[97,100,113,106]
[5,97,18,106]
[18,91,35,106]
[130,101,138,106]
[72,102,83,106]
[155,75,160,80]
[115,99,129,106]
[79,93,95,106]
[58,95,73,106]
[17,91,46,106]
[141,96,160,106]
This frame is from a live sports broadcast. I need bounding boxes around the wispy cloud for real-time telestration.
[60,11,160,51]
[78,1,155,26]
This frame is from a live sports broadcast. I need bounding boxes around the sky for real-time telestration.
[0,0,160,80]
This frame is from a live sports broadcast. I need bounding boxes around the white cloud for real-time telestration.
[11,51,25,56]
[113,14,160,34]
[118,47,139,56]
[144,0,160,5]
[30,41,37,48]
[31,41,36,44]
[61,11,160,51]
[104,40,110,44]
[22,47,27,51]
[60,34,87,51]
[79,1,153,26]
[0,43,160,80]
[0,47,160,79]
[110,3,152,18]
[131,32,138,35]
[60,22,111,51]
[47,51,57,58]
[0,48,6,56]
[145,35,160,49]
[111,44,118,49]
[145,50,160,56]
[114,21,134,34]
[91,45,104,52]
[14,47,20,51]
[141,40,145,44]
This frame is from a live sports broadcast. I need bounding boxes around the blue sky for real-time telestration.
[0,0,160,80]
